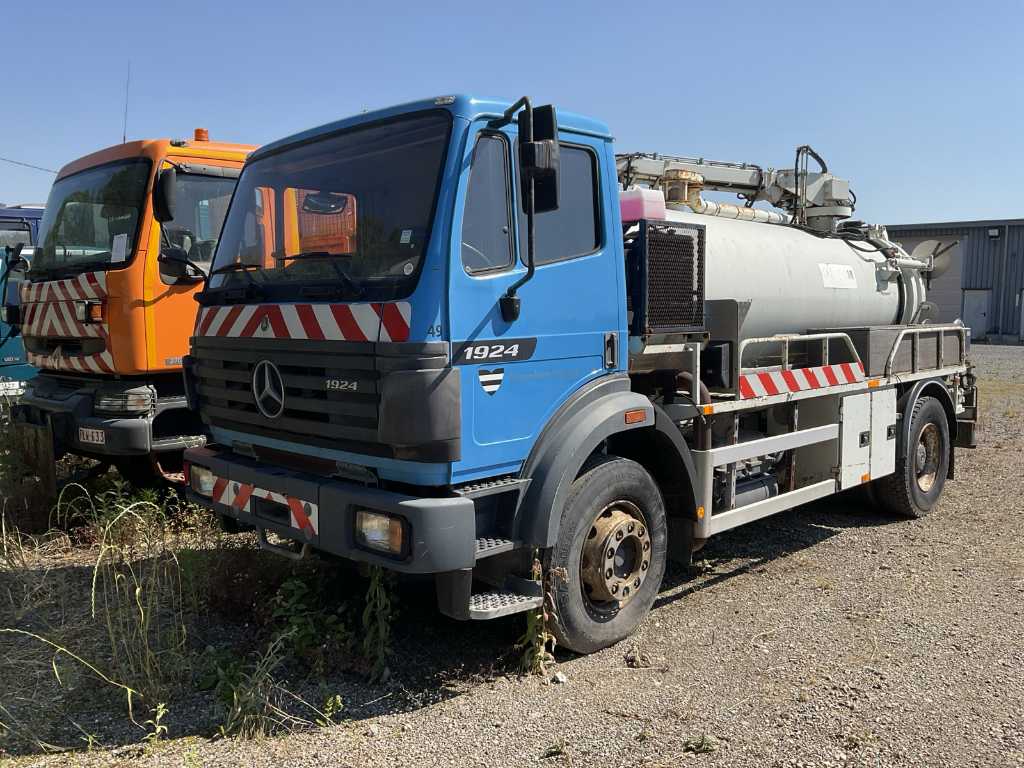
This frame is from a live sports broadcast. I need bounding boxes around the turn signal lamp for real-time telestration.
[74,301,103,323]
[190,465,216,497]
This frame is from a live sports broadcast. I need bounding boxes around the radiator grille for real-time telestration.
[628,221,706,335]
[193,338,380,449]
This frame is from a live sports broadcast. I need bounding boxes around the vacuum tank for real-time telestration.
[618,150,930,343]
[662,206,925,340]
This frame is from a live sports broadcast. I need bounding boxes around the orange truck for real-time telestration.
[8,130,254,489]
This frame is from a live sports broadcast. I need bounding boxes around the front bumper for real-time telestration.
[185,445,477,574]
[14,380,192,457]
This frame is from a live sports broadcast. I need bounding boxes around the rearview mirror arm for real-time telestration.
[499,97,536,323]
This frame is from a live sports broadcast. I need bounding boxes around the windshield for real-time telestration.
[34,159,151,277]
[160,172,237,272]
[209,111,451,300]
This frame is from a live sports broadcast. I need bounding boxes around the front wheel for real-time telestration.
[547,456,667,655]
[874,396,950,518]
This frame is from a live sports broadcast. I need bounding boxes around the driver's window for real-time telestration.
[461,134,513,274]
[159,172,236,283]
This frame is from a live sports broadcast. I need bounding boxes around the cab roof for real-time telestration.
[251,95,613,162]
[57,138,256,180]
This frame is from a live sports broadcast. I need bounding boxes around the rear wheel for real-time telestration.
[547,456,667,654]
[114,455,162,489]
[874,396,950,518]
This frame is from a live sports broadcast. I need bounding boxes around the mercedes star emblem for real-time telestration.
[252,360,285,419]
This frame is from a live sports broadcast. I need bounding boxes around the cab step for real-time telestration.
[475,536,517,559]
[453,476,530,500]
[468,590,543,620]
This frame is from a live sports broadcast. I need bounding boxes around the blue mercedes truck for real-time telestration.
[179,95,977,653]
[0,204,43,393]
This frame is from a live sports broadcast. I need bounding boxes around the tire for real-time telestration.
[874,396,950,518]
[547,455,667,654]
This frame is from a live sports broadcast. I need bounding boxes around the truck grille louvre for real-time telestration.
[193,339,380,444]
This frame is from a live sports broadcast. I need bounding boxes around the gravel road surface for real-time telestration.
[13,345,1024,768]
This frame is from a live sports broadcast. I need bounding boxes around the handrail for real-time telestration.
[883,323,967,378]
[738,332,863,373]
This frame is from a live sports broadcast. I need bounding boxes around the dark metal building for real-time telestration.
[887,219,1024,343]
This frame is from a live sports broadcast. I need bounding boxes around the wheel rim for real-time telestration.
[915,422,941,493]
[580,500,651,609]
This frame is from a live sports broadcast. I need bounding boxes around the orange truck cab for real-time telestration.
[10,131,254,486]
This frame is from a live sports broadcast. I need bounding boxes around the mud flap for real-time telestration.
[9,419,57,530]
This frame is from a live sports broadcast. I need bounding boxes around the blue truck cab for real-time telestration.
[184,95,667,651]
[0,204,44,391]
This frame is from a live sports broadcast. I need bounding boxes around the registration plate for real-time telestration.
[78,427,106,446]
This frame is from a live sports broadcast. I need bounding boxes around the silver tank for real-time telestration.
[662,206,926,340]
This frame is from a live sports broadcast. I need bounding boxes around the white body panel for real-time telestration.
[663,208,925,340]
[840,393,872,489]
[870,388,898,479]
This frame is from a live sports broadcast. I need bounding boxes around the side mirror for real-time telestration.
[158,246,203,283]
[518,104,559,214]
[153,167,177,223]
[7,243,36,273]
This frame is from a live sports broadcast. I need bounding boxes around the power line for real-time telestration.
[0,156,57,174]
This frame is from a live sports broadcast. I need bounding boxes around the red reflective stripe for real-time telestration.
[85,272,104,298]
[212,477,228,501]
[376,303,410,342]
[330,304,367,341]
[803,368,821,388]
[232,484,254,511]
[295,304,325,341]
[781,369,801,392]
[738,376,756,398]
[822,366,840,386]
[266,305,288,338]
[757,371,780,396]
[839,362,858,382]
[197,307,220,336]
[288,497,314,536]
[239,306,268,337]
[215,305,244,337]
[95,355,115,374]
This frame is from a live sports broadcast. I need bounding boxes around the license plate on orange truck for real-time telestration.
[78,427,106,446]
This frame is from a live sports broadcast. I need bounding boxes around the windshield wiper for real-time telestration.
[209,261,261,278]
[277,251,363,297]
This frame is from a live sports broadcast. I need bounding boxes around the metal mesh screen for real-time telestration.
[644,223,705,332]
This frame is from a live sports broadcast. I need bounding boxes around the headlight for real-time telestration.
[189,465,216,497]
[95,390,154,415]
[355,510,406,556]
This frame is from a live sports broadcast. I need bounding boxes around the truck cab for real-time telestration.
[0,204,44,392]
[12,133,253,486]
[184,96,976,654]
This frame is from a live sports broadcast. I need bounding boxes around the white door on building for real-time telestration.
[963,289,991,340]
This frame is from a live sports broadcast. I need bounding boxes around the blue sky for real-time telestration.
[2,0,1021,224]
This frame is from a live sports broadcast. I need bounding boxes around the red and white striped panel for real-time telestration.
[19,271,110,341]
[27,350,116,374]
[738,363,866,399]
[20,271,107,304]
[212,476,319,540]
[19,272,114,374]
[195,301,411,343]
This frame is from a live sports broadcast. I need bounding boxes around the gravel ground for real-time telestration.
[10,345,1024,768]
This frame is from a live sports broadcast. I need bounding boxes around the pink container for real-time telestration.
[619,188,666,222]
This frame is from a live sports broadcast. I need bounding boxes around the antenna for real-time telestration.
[122,60,131,144]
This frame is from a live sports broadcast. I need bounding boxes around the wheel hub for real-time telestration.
[581,501,651,605]
[915,422,940,492]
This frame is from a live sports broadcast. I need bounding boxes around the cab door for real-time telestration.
[448,125,623,482]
